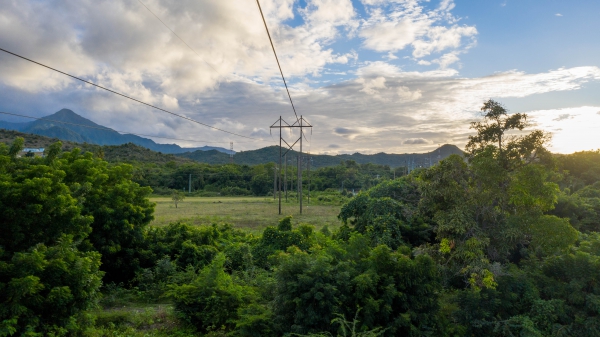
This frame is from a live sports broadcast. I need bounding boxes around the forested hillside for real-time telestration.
[177,143,464,168]
[3,100,600,335]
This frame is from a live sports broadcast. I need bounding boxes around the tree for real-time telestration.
[172,190,185,208]
[338,177,432,249]
[58,149,155,284]
[167,253,253,333]
[0,139,103,335]
[465,99,550,170]
[272,235,441,336]
[419,100,576,289]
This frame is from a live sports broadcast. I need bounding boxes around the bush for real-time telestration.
[167,254,253,333]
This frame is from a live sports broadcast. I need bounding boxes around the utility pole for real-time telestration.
[299,116,303,214]
[284,153,288,202]
[307,154,311,204]
[230,142,234,164]
[270,116,312,215]
[273,164,277,200]
[278,117,281,214]
[189,174,192,194]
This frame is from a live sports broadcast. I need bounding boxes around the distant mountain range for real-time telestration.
[0,109,464,167]
[176,144,464,169]
[0,109,234,154]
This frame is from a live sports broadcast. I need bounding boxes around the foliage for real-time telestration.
[252,216,315,268]
[455,233,600,336]
[0,139,103,336]
[339,177,431,249]
[57,148,155,284]
[272,235,441,336]
[0,236,103,336]
[167,253,253,334]
[172,191,185,208]
[417,101,574,289]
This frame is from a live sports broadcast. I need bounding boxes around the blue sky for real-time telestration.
[0,0,599,154]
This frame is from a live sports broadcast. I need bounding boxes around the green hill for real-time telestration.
[1,128,464,168]
[177,144,464,168]
[0,129,192,164]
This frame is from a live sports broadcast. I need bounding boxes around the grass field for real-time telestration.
[150,196,343,231]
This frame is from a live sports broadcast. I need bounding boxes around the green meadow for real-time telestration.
[150,196,342,231]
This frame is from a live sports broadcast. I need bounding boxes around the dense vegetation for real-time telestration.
[3,100,600,336]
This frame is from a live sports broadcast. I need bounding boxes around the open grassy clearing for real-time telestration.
[150,196,343,231]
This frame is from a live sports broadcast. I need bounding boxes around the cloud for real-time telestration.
[334,127,359,135]
[555,13,563,17]
[432,52,461,69]
[552,114,574,121]
[1,0,600,155]
[358,0,477,67]
[333,126,377,140]
[397,86,422,101]
[403,138,430,144]
[358,76,387,96]
[328,144,341,148]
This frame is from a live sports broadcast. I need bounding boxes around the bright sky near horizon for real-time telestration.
[0,0,599,154]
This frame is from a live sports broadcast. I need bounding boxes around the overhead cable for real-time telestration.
[0,111,233,144]
[0,47,267,142]
[255,0,300,123]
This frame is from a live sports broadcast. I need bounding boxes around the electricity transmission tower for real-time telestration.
[270,116,312,215]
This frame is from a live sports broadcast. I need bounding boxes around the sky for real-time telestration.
[0,0,599,154]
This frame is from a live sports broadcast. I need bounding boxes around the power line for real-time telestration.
[0,111,234,144]
[0,47,267,142]
[255,0,299,123]
[136,0,222,77]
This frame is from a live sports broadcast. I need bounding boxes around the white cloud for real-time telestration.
[432,52,461,69]
[397,86,422,101]
[403,138,430,144]
[555,13,563,17]
[358,76,387,96]
[358,0,477,67]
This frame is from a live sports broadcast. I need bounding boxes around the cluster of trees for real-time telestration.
[0,138,154,334]
[128,159,405,197]
[4,100,600,336]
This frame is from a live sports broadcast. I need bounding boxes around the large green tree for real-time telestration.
[0,139,103,335]
[420,100,576,288]
[58,148,155,283]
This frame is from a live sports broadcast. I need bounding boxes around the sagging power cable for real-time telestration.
[0,111,233,144]
[0,47,267,142]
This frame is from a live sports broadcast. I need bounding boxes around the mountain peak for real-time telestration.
[54,108,78,117]
[43,108,105,128]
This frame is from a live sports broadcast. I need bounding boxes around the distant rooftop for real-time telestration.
[22,148,45,153]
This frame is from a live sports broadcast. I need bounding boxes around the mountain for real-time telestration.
[177,144,464,168]
[0,120,28,131]
[0,109,233,154]
[0,129,192,164]
[1,127,463,168]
